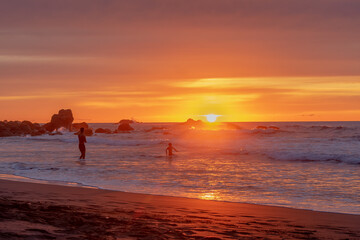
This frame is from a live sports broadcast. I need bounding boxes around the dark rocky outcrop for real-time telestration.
[116,123,134,132]
[95,128,112,134]
[74,128,93,136]
[72,122,94,136]
[115,119,136,132]
[31,129,46,136]
[0,121,13,137]
[118,119,135,125]
[44,109,74,132]
[42,122,55,132]
[0,109,93,137]
[0,120,45,137]
[180,118,205,128]
[185,118,204,126]
[72,122,89,131]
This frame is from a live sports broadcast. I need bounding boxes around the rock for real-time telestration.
[42,122,55,132]
[0,120,47,137]
[180,118,205,129]
[47,109,74,131]
[0,130,13,137]
[119,119,135,124]
[184,118,204,125]
[117,123,134,132]
[84,128,93,136]
[74,128,93,136]
[72,122,89,131]
[20,120,34,129]
[0,109,76,137]
[7,121,21,132]
[6,121,26,135]
[32,123,42,130]
[19,121,33,134]
[0,125,13,137]
[95,128,112,134]
[0,117,70,137]
[31,129,46,136]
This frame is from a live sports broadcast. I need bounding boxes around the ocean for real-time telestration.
[0,121,359,214]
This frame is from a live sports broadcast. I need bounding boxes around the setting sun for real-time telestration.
[204,114,221,122]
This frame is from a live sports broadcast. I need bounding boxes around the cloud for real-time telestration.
[173,76,360,94]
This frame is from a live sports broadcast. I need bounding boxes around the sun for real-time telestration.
[203,114,221,123]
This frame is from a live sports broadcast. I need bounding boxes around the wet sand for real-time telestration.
[0,179,359,239]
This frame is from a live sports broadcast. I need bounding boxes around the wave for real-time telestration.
[265,152,360,165]
[218,148,360,165]
[26,133,167,146]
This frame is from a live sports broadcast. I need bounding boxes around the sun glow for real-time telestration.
[204,114,221,122]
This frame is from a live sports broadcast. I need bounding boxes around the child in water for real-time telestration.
[166,143,178,156]
[78,127,87,159]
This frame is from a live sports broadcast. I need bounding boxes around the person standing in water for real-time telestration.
[166,143,178,156]
[78,127,87,159]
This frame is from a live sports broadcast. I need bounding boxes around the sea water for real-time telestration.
[0,122,359,214]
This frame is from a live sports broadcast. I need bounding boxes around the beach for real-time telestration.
[1,179,359,239]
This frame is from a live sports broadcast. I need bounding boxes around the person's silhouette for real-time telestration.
[78,127,87,159]
[166,143,178,156]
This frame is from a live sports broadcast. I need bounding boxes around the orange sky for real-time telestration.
[0,0,360,122]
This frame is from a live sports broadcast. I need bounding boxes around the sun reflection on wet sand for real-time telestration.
[199,192,222,201]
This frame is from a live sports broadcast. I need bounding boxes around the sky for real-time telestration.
[0,0,360,122]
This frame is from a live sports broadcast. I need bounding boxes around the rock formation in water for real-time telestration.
[116,123,134,132]
[180,118,205,128]
[118,119,135,125]
[43,109,74,132]
[95,128,112,134]
[72,122,89,131]
[72,122,95,136]
[0,109,96,137]
[74,128,93,136]
[0,120,46,137]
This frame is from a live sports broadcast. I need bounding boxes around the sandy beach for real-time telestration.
[0,179,359,239]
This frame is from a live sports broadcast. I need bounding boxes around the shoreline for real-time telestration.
[1,179,359,239]
[1,173,358,217]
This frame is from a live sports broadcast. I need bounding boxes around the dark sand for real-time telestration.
[0,180,359,239]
